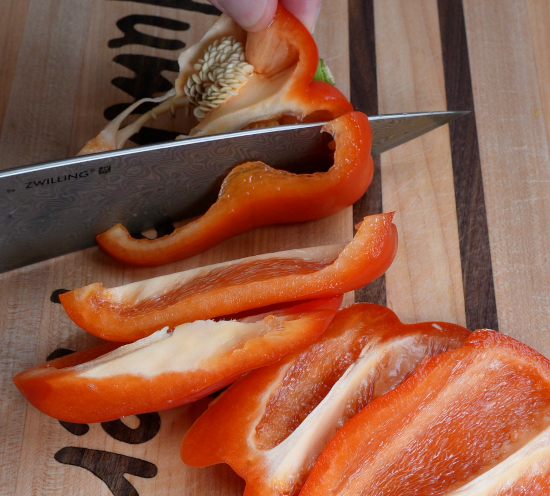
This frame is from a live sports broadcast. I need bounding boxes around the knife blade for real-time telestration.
[0,110,467,272]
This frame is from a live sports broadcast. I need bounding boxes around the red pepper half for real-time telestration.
[61,212,397,342]
[95,111,373,266]
[181,304,470,496]
[79,6,352,154]
[186,5,353,137]
[13,296,341,423]
[300,330,550,495]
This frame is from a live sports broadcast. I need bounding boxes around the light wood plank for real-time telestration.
[0,0,95,170]
[374,0,466,326]
[463,0,550,357]
[0,268,51,494]
[15,401,244,495]
[0,0,31,138]
[314,1,350,99]
[527,0,550,165]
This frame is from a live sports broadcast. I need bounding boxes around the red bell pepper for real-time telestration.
[79,5,352,154]
[13,296,341,423]
[180,304,470,496]
[95,111,373,266]
[61,212,397,342]
[300,330,550,495]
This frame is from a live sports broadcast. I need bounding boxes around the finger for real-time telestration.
[280,0,323,32]
[210,0,278,32]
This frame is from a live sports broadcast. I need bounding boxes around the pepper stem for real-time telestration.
[313,59,336,85]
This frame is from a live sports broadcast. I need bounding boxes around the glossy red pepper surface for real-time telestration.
[300,330,550,495]
[181,304,470,496]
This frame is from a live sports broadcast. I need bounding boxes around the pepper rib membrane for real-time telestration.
[95,112,372,266]
[300,330,550,496]
[13,297,341,423]
[181,304,470,496]
[446,424,550,495]
[61,212,397,342]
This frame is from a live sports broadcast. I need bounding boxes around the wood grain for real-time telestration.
[0,0,95,169]
[527,0,550,152]
[0,268,51,493]
[16,399,244,495]
[437,0,498,331]
[463,0,550,356]
[348,0,386,306]
[314,0,350,99]
[0,0,31,138]
[374,0,466,326]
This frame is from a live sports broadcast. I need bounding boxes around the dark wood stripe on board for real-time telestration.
[437,0,498,331]
[348,0,385,306]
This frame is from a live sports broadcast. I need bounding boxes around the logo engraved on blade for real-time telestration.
[24,170,91,189]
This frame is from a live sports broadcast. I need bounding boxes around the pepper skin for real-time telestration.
[181,304,470,496]
[13,296,341,424]
[300,330,550,496]
[95,111,372,266]
[61,212,397,342]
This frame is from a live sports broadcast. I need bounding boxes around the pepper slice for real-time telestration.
[95,111,373,266]
[300,330,550,496]
[181,304,470,496]
[61,212,397,342]
[79,5,352,154]
[13,296,341,424]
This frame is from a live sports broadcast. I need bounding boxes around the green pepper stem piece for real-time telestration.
[313,59,336,86]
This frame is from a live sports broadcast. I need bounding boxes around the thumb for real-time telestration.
[209,0,278,32]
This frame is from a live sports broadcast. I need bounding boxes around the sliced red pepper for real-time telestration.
[79,6,352,154]
[300,330,550,496]
[95,111,373,266]
[13,296,341,424]
[180,304,470,496]
[61,212,397,342]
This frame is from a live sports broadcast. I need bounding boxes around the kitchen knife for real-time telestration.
[0,110,467,272]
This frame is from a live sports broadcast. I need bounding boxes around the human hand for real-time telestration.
[208,0,323,33]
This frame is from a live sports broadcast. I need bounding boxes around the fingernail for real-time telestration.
[280,0,323,32]
[309,2,322,33]
[219,0,273,31]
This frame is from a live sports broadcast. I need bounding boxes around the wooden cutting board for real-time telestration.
[1,0,549,494]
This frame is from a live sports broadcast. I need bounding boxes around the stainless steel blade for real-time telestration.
[0,110,467,272]
[370,110,469,155]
